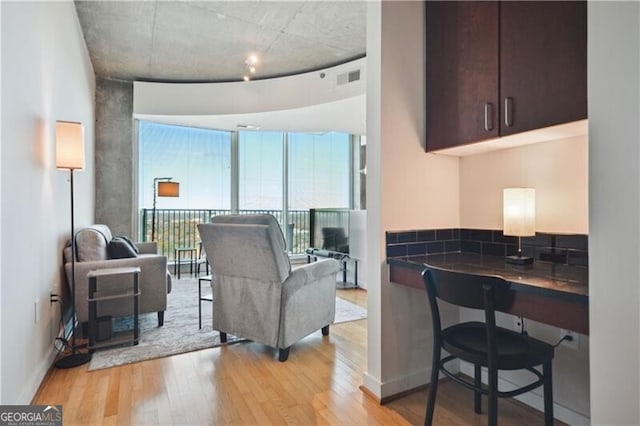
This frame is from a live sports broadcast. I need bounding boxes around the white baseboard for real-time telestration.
[459,361,590,426]
[379,368,431,399]
[363,362,458,401]
[362,372,383,399]
[19,345,57,404]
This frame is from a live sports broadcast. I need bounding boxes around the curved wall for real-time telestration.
[133,58,366,134]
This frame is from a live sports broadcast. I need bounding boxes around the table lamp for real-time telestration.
[503,188,535,265]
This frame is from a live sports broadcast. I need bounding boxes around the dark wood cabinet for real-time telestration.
[425,1,499,151]
[500,2,587,136]
[425,1,587,152]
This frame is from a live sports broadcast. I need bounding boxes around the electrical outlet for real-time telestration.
[560,329,579,350]
[513,316,523,332]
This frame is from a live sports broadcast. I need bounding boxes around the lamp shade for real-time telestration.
[157,181,179,197]
[56,121,85,170]
[503,188,535,237]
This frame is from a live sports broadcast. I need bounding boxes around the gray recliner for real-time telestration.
[63,224,172,326]
[198,214,340,361]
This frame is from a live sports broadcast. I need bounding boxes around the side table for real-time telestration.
[87,266,140,353]
[174,247,196,279]
[305,248,359,289]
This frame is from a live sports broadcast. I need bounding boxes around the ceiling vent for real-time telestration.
[336,69,361,86]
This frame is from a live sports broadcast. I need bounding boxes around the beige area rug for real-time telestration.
[88,277,366,371]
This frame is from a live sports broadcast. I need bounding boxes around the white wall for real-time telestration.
[0,1,95,403]
[134,58,364,116]
[459,135,588,234]
[457,130,591,425]
[364,0,460,399]
[0,0,3,403]
[588,2,640,424]
[133,58,366,135]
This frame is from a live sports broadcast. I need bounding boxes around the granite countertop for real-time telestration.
[388,253,588,303]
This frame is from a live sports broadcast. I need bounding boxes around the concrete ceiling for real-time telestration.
[74,0,367,83]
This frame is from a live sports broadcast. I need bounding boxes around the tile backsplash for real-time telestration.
[386,228,588,267]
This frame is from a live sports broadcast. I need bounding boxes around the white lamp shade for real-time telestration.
[503,188,536,237]
[56,121,85,170]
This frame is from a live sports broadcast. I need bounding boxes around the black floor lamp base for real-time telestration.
[54,351,91,369]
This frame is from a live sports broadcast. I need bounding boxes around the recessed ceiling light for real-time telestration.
[243,75,250,81]
[247,54,258,65]
[249,66,256,74]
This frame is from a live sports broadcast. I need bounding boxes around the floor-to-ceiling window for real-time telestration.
[138,121,231,253]
[138,120,361,256]
[287,132,351,209]
[238,131,283,212]
[139,121,232,210]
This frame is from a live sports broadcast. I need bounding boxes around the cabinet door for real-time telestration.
[425,1,499,152]
[500,1,587,136]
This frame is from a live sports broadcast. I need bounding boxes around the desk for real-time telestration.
[388,253,589,335]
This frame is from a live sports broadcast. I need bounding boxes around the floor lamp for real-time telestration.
[151,177,179,241]
[54,121,92,369]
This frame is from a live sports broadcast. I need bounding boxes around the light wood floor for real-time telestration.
[34,289,559,425]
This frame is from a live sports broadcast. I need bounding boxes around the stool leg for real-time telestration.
[174,250,177,276]
[424,345,441,425]
[177,252,181,280]
[543,361,554,426]
[474,364,482,414]
[198,279,202,329]
[487,366,498,426]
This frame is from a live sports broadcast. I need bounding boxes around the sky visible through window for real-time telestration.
[139,121,231,209]
[139,121,351,211]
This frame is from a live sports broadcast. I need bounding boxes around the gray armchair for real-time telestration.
[63,224,172,326]
[198,214,340,361]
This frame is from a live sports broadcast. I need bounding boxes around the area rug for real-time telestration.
[88,277,366,371]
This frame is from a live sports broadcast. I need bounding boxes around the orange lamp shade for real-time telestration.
[158,181,179,197]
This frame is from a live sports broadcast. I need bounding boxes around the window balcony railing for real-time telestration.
[140,209,312,259]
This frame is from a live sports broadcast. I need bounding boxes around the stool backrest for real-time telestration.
[422,265,513,337]
[424,266,512,310]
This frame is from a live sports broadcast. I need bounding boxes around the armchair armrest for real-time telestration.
[283,258,340,297]
[66,254,169,323]
[279,258,340,348]
[72,255,166,273]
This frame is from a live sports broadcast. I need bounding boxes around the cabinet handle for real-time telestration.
[504,97,513,127]
[484,103,494,131]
